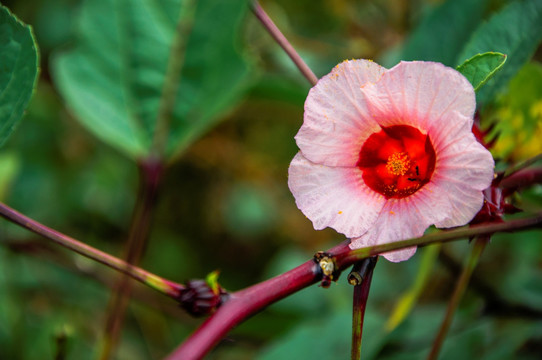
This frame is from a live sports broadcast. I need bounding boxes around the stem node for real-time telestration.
[314,251,341,288]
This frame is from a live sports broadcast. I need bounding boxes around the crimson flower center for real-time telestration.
[357,125,436,199]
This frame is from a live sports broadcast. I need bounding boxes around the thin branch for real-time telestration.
[99,159,163,359]
[503,153,542,178]
[3,238,198,324]
[99,2,198,351]
[334,214,542,267]
[250,0,319,86]
[438,249,542,319]
[0,201,184,298]
[427,235,489,360]
[54,328,69,360]
[166,214,542,360]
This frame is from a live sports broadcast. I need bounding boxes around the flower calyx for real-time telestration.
[176,271,229,317]
[471,175,522,226]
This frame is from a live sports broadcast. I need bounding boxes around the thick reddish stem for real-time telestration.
[499,168,542,191]
[166,215,542,359]
[503,153,542,178]
[167,260,319,359]
[166,241,349,360]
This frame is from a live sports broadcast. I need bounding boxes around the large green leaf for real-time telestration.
[382,0,488,67]
[457,0,542,105]
[0,5,39,146]
[52,0,253,161]
[456,52,507,92]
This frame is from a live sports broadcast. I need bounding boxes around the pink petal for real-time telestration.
[432,140,494,228]
[288,152,384,238]
[360,61,476,134]
[436,134,495,191]
[296,60,385,167]
[432,180,485,228]
[349,199,430,262]
[427,111,474,154]
[290,59,495,263]
[382,248,417,263]
[348,134,493,262]
[349,178,464,262]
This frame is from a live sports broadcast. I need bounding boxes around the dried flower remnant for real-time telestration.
[177,274,229,316]
[288,60,495,262]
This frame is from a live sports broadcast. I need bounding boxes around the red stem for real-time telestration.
[0,200,183,297]
[166,214,542,359]
[165,241,349,360]
[499,167,542,191]
[503,153,542,178]
[167,260,319,359]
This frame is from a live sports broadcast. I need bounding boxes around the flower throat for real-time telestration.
[357,125,436,199]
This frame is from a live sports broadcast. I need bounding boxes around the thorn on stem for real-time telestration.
[348,257,378,286]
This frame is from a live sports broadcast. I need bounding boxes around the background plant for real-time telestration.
[0,0,541,359]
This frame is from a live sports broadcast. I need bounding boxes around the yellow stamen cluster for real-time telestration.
[386,152,410,176]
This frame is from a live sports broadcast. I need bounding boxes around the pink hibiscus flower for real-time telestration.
[288,60,495,262]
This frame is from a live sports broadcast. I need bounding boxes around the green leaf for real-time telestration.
[457,0,542,105]
[456,52,507,91]
[382,0,488,67]
[0,5,39,147]
[52,0,253,161]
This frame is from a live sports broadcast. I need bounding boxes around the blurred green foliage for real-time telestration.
[0,0,541,359]
[52,0,253,160]
[490,62,542,161]
[385,0,489,67]
[457,0,542,105]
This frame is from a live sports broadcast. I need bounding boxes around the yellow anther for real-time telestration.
[386,152,410,176]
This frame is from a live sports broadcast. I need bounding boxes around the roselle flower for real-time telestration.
[288,60,495,262]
